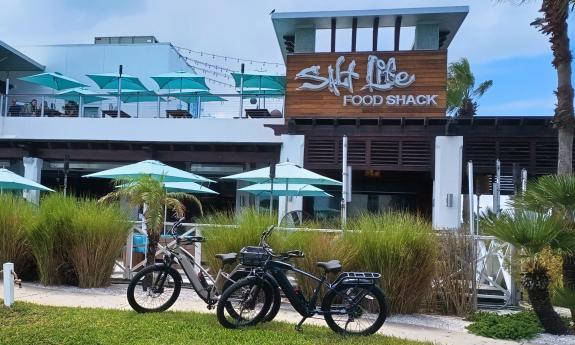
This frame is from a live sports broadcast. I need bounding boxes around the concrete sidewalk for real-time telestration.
[1,281,535,345]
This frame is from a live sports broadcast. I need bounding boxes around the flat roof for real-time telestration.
[0,40,45,72]
[271,6,469,61]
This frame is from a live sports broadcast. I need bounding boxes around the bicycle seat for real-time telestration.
[215,253,237,265]
[316,260,342,274]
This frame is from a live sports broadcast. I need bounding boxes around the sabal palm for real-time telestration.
[481,211,574,334]
[446,58,493,117]
[100,175,202,266]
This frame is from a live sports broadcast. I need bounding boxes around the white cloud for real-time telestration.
[0,0,554,65]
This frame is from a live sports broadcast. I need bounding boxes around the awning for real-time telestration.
[0,40,44,72]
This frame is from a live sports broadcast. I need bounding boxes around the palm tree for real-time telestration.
[530,0,574,174]
[446,58,493,117]
[512,174,575,320]
[100,175,202,266]
[481,211,574,334]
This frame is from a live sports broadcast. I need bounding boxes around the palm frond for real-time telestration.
[512,175,575,220]
[480,211,567,256]
[472,80,494,98]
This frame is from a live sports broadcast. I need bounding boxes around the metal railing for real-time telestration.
[0,93,285,119]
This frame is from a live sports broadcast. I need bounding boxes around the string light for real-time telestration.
[174,45,284,68]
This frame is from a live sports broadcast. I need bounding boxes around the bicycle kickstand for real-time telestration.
[295,317,307,332]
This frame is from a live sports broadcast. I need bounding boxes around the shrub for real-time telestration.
[30,194,131,287]
[345,212,438,314]
[272,229,356,297]
[67,199,131,288]
[29,194,77,285]
[466,311,543,340]
[422,230,475,316]
[0,194,37,280]
[201,208,274,272]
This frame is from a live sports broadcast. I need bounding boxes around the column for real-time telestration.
[278,135,305,223]
[432,136,463,230]
[23,157,43,204]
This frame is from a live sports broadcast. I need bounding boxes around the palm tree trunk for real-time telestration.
[522,269,571,335]
[537,0,574,175]
[146,231,160,267]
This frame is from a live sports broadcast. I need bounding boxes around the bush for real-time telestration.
[201,208,275,273]
[466,311,543,340]
[0,194,37,280]
[29,194,77,285]
[67,199,131,288]
[346,212,438,314]
[29,194,131,287]
[422,230,475,316]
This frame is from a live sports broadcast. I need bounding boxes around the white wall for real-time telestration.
[432,136,463,230]
[0,117,284,143]
[278,134,305,221]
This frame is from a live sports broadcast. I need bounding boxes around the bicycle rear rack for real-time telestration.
[338,272,381,280]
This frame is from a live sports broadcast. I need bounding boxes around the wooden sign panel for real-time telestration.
[285,51,447,118]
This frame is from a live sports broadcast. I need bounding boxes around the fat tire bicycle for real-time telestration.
[126,218,281,324]
[217,225,388,335]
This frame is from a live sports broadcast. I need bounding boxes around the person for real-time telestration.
[8,99,22,116]
[25,99,39,116]
[64,100,79,116]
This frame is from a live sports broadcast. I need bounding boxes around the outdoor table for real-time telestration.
[102,110,131,118]
[166,110,192,118]
[44,109,64,117]
[245,108,274,118]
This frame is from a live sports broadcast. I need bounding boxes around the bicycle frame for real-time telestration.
[163,242,245,304]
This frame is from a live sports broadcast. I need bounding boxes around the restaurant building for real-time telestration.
[0,6,570,228]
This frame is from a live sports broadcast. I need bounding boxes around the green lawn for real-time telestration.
[0,302,432,345]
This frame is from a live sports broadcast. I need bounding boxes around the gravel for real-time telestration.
[531,333,575,345]
[387,314,471,332]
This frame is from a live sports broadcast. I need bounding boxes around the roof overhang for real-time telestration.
[271,6,469,62]
[0,40,45,72]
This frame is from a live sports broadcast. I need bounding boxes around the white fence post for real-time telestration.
[3,262,15,307]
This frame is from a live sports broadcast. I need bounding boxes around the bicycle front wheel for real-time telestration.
[322,284,387,335]
[216,277,274,329]
[127,264,182,313]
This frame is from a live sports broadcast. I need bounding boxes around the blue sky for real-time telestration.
[0,0,572,116]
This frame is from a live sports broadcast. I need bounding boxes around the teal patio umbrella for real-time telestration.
[117,181,218,194]
[83,160,214,183]
[152,71,209,110]
[164,181,218,194]
[151,71,209,91]
[0,168,54,192]
[231,71,285,91]
[86,73,147,91]
[232,71,285,110]
[87,72,147,118]
[222,162,340,216]
[57,88,107,104]
[107,90,165,117]
[239,183,332,197]
[171,90,226,117]
[19,72,87,91]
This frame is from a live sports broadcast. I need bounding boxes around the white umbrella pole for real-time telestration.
[4,77,9,117]
[136,94,140,118]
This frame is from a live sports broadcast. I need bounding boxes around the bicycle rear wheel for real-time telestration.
[322,285,387,335]
[127,264,182,313]
[217,277,273,329]
[225,271,281,323]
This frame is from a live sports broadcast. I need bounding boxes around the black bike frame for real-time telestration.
[264,260,352,318]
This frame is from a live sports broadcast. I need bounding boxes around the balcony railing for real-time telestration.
[0,93,285,119]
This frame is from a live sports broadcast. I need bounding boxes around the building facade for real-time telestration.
[0,7,570,227]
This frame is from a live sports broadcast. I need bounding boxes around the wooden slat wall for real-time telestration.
[286,51,447,118]
[306,136,434,171]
